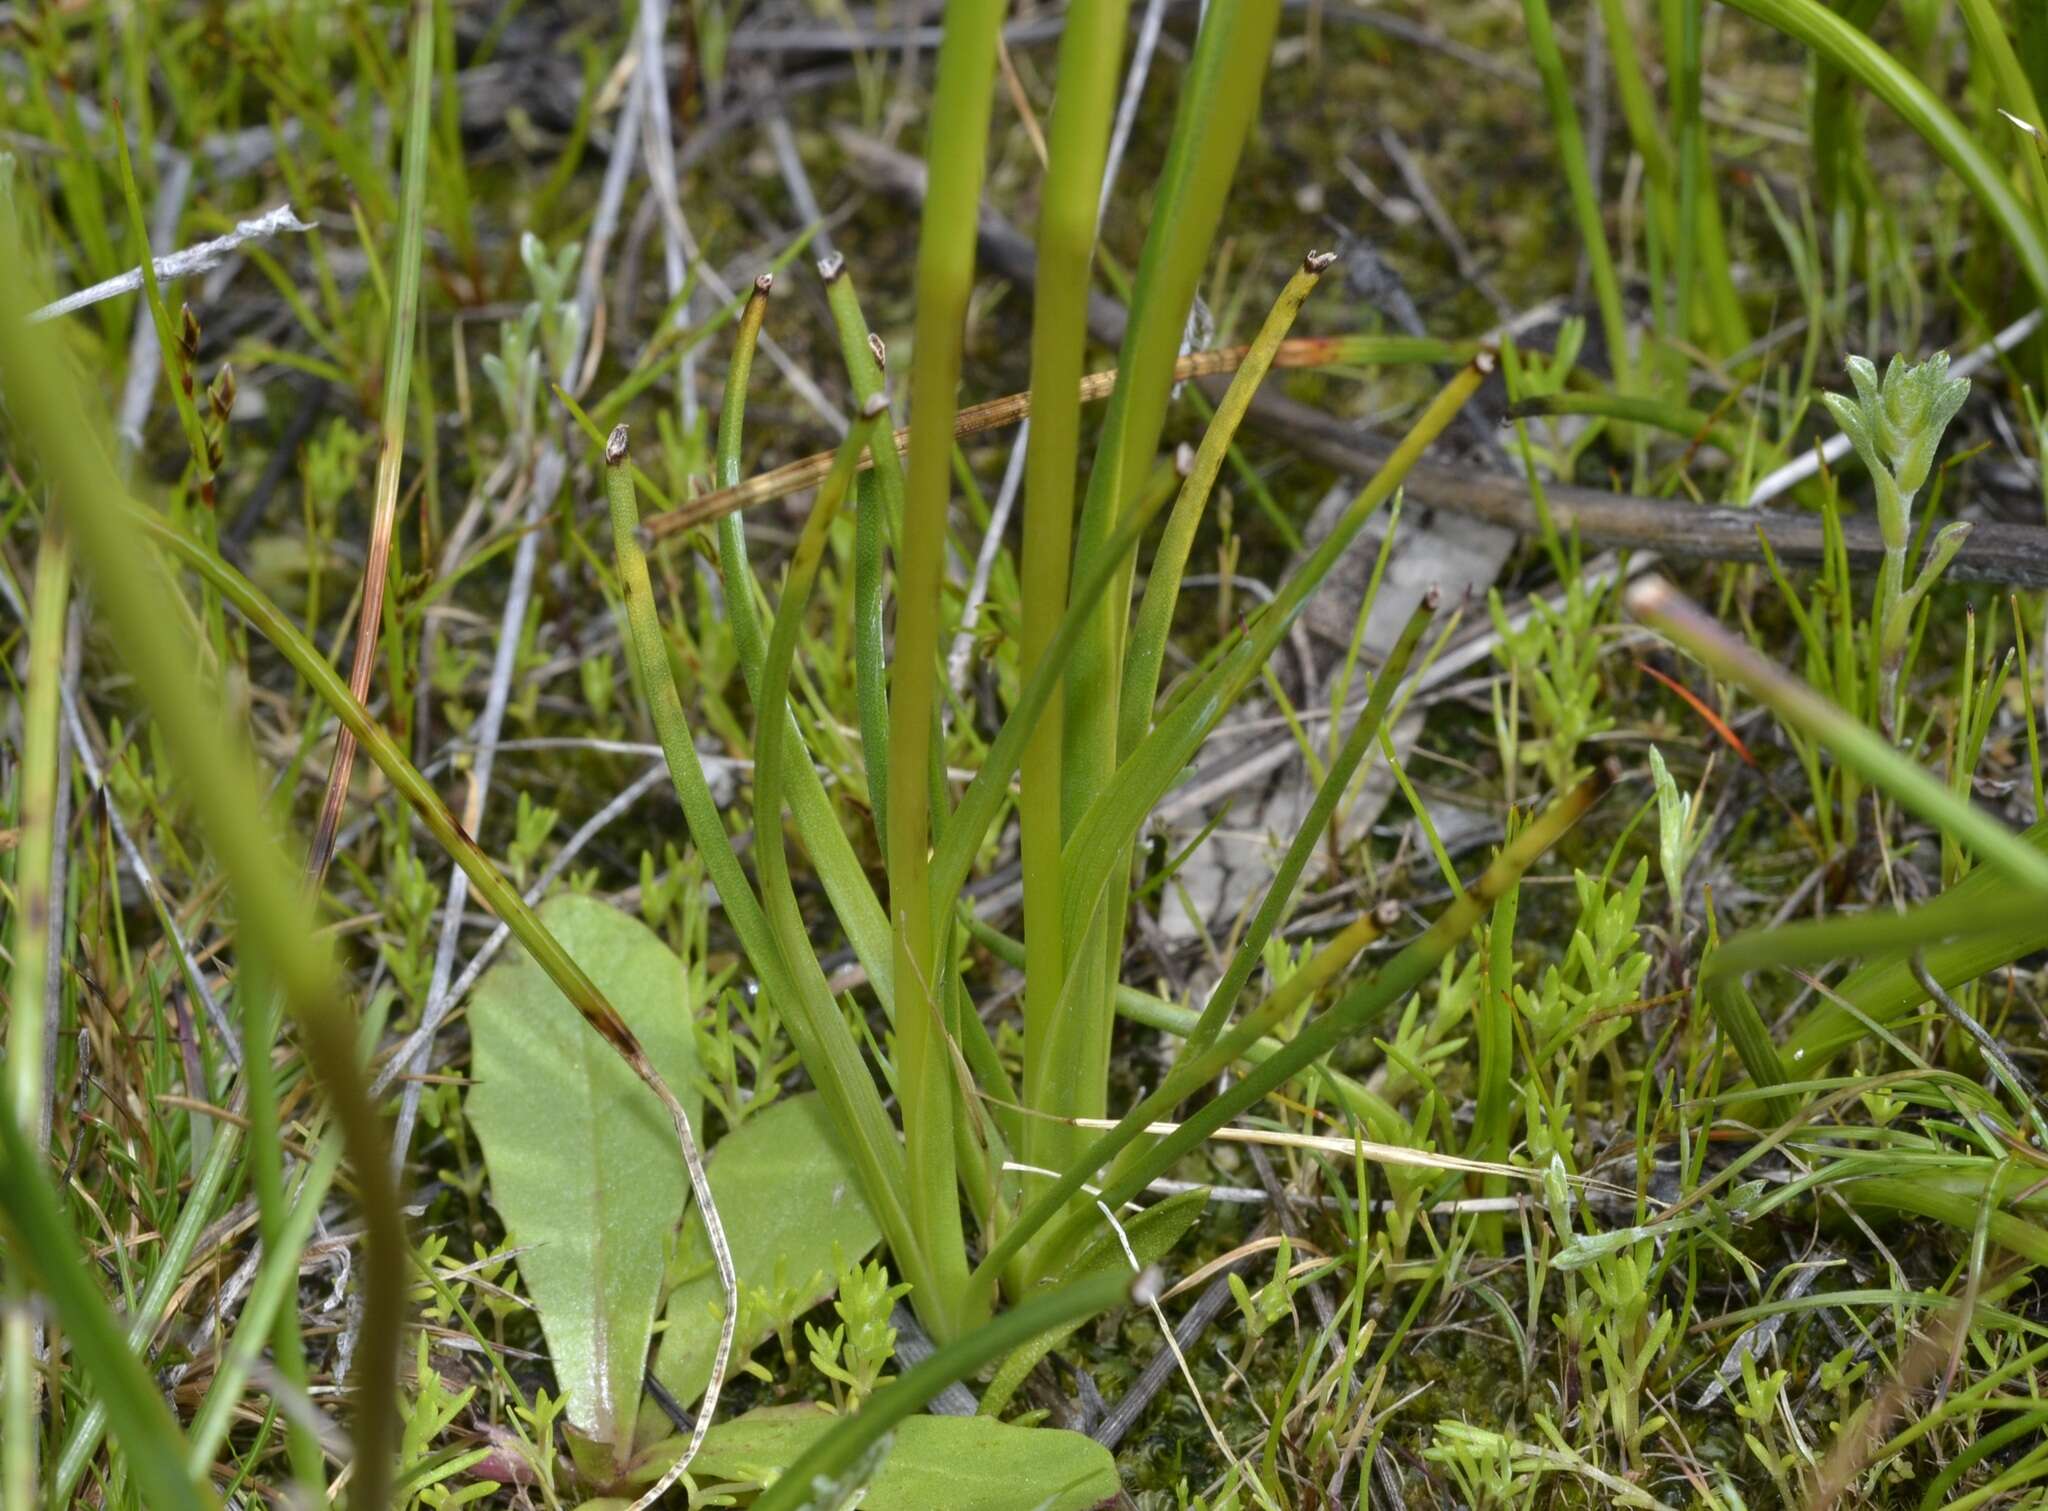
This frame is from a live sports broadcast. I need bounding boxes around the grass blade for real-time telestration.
[305,0,434,884]
[4,528,68,1508]
[0,216,404,1509]
[1721,0,2048,306]
[0,1109,214,1511]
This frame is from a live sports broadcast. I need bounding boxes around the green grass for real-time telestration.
[3,1,2048,1507]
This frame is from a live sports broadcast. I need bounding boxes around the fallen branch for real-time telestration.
[842,130,2048,589]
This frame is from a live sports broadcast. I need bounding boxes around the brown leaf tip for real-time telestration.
[1373,898,1404,927]
[818,252,846,283]
[1623,575,1674,620]
[753,272,775,296]
[1130,1265,1165,1307]
[1303,250,1337,275]
[605,424,630,466]
[1420,584,1442,611]
[868,331,887,371]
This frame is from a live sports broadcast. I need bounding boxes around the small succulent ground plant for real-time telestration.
[1818,352,1972,736]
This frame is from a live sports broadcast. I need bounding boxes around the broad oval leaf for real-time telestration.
[654,1092,882,1407]
[655,1404,1119,1511]
[468,894,702,1457]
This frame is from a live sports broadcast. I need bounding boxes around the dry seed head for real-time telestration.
[868,331,887,372]
[605,424,630,466]
[179,302,201,357]
[817,252,846,283]
[208,363,236,423]
[1303,249,1337,274]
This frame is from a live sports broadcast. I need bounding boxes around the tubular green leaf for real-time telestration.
[602,428,928,1311]
[1119,252,1335,763]
[889,0,1008,1339]
[1017,0,1135,1196]
[1059,359,1493,957]
[707,281,899,1019]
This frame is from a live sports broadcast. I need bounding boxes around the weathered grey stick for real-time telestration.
[28,205,313,324]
